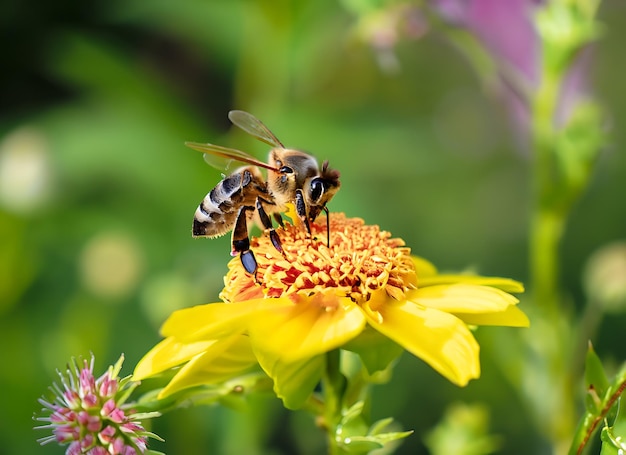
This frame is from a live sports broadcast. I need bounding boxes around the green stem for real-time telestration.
[529,207,565,318]
[322,350,344,455]
[529,44,577,454]
[529,50,566,317]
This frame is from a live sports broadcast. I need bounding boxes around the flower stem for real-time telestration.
[528,22,580,453]
[322,350,344,455]
[529,207,565,319]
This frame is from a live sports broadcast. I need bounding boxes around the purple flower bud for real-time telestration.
[34,354,157,454]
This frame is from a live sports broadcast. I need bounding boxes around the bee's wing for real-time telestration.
[185,142,279,172]
[228,110,285,148]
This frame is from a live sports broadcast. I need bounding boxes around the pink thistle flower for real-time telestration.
[34,354,161,454]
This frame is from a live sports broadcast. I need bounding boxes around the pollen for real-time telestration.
[220,213,417,304]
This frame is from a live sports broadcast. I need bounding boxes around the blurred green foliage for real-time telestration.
[2,0,626,454]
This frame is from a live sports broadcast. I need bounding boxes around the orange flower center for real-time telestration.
[220,213,416,304]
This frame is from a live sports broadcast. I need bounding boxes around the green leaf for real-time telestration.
[342,401,367,425]
[336,401,370,446]
[569,360,626,455]
[341,438,384,454]
[255,349,324,410]
[584,343,609,413]
[369,417,394,436]
[600,426,626,455]
[335,402,413,454]
[339,431,414,454]
[599,391,626,454]
[343,327,403,378]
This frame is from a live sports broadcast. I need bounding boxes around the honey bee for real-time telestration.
[186,110,341,278]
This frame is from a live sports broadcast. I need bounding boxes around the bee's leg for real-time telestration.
[256,198,284,255]
[232,206,258,278]
[294,190,312,235]
[322,206,331,247]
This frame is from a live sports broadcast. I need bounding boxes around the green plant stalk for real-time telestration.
[530,68,564,316]
[530,207,565,318]
[322,349,344,455]
[529,56,577,454]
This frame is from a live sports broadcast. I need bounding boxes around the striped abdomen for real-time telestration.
[193,167,267,237]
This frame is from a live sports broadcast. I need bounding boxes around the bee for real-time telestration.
[186,110,341,278]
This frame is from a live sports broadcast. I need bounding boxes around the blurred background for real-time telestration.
[1,0,625,454]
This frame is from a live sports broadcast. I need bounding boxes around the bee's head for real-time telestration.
[269,148,319,196]
[306,161,341,220]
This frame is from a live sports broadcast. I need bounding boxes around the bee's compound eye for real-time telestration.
[310,179,325,202]
[279,166,294,174]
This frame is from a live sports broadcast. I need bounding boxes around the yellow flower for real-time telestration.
[134,214,528,409]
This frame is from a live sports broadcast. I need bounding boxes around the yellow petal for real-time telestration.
[249,293,367,363]
[159,334,258,398]
[160,298,289,342]
[409,284,517,312]
[364,299,480,386]
[133,337,216,380]
[412,256,438,278]
[419,275,524,293]
[254,347,324,410]
[454,304,530,327]
[408,284,528,327]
